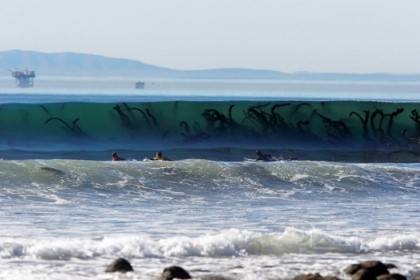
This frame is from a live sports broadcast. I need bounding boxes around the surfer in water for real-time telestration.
[255,150,273,161]
[153,151,169,161]
[112,152,125,161]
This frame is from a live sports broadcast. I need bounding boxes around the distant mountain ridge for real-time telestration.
[0,49,419,80]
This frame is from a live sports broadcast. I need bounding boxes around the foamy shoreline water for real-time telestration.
[1,159,419,279]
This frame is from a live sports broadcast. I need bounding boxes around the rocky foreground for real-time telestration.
[105,258,420,280]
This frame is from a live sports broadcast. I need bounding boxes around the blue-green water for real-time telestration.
[0,91,420,160]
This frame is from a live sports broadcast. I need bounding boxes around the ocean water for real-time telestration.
[0,79,420,279]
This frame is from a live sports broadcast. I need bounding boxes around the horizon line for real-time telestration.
[1,49,420,76]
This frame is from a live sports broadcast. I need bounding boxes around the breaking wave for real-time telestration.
[0,159,419,196]
[1,228,419,261]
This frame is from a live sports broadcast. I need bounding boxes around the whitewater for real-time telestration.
[1,79,420,279]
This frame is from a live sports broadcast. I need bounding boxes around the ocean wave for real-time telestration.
[0,160,419,197]
[1,228,419,261]
[0,99,419,153]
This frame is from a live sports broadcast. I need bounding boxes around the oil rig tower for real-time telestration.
[11,69,36,87]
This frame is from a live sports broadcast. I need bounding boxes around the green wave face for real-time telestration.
[1,100,419,150]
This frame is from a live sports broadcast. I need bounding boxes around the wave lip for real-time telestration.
[1,228,419,261]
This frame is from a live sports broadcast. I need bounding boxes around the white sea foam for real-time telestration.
[1,228,419,261]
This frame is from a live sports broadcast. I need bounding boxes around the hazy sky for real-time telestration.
[0,0,419,73]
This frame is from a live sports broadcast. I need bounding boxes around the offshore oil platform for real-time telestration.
[11,69,36,87]
[135,81,145,89]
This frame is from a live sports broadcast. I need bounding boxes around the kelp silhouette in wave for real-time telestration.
[0,100,416,153]
[44,117,86,137]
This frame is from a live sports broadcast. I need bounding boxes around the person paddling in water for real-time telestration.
[112,152,125,161]
[255,150,273,161]
[153,151,169,161]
